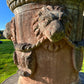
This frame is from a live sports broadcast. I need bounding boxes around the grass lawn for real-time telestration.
[0,39,84,83]
[80,56,84,72]
[0,39,18,83]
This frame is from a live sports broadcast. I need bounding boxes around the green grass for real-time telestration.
[0,39,18,83]
[80,56,84,72]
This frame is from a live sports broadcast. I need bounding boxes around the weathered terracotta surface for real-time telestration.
[4,0,84,84]
[18,39,79,84]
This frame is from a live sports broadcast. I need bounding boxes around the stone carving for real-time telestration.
[4,0,84,84]
[32,5,73,42]
[3,17,16,43]
[73,47,83,71]
[3,22,11,39]
[13,51,36,77]
[33,5,65,42]
[6,0,84,11]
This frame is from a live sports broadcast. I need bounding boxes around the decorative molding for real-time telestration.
[6,0,84,11]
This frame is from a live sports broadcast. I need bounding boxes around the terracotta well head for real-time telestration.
[4,0,84,84]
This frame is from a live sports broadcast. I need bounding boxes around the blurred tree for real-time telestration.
[0,33,1,39]
[0,30,5,39]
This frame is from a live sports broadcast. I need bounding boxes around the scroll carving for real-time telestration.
[13,51,36,77]
[3,17,16,43]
